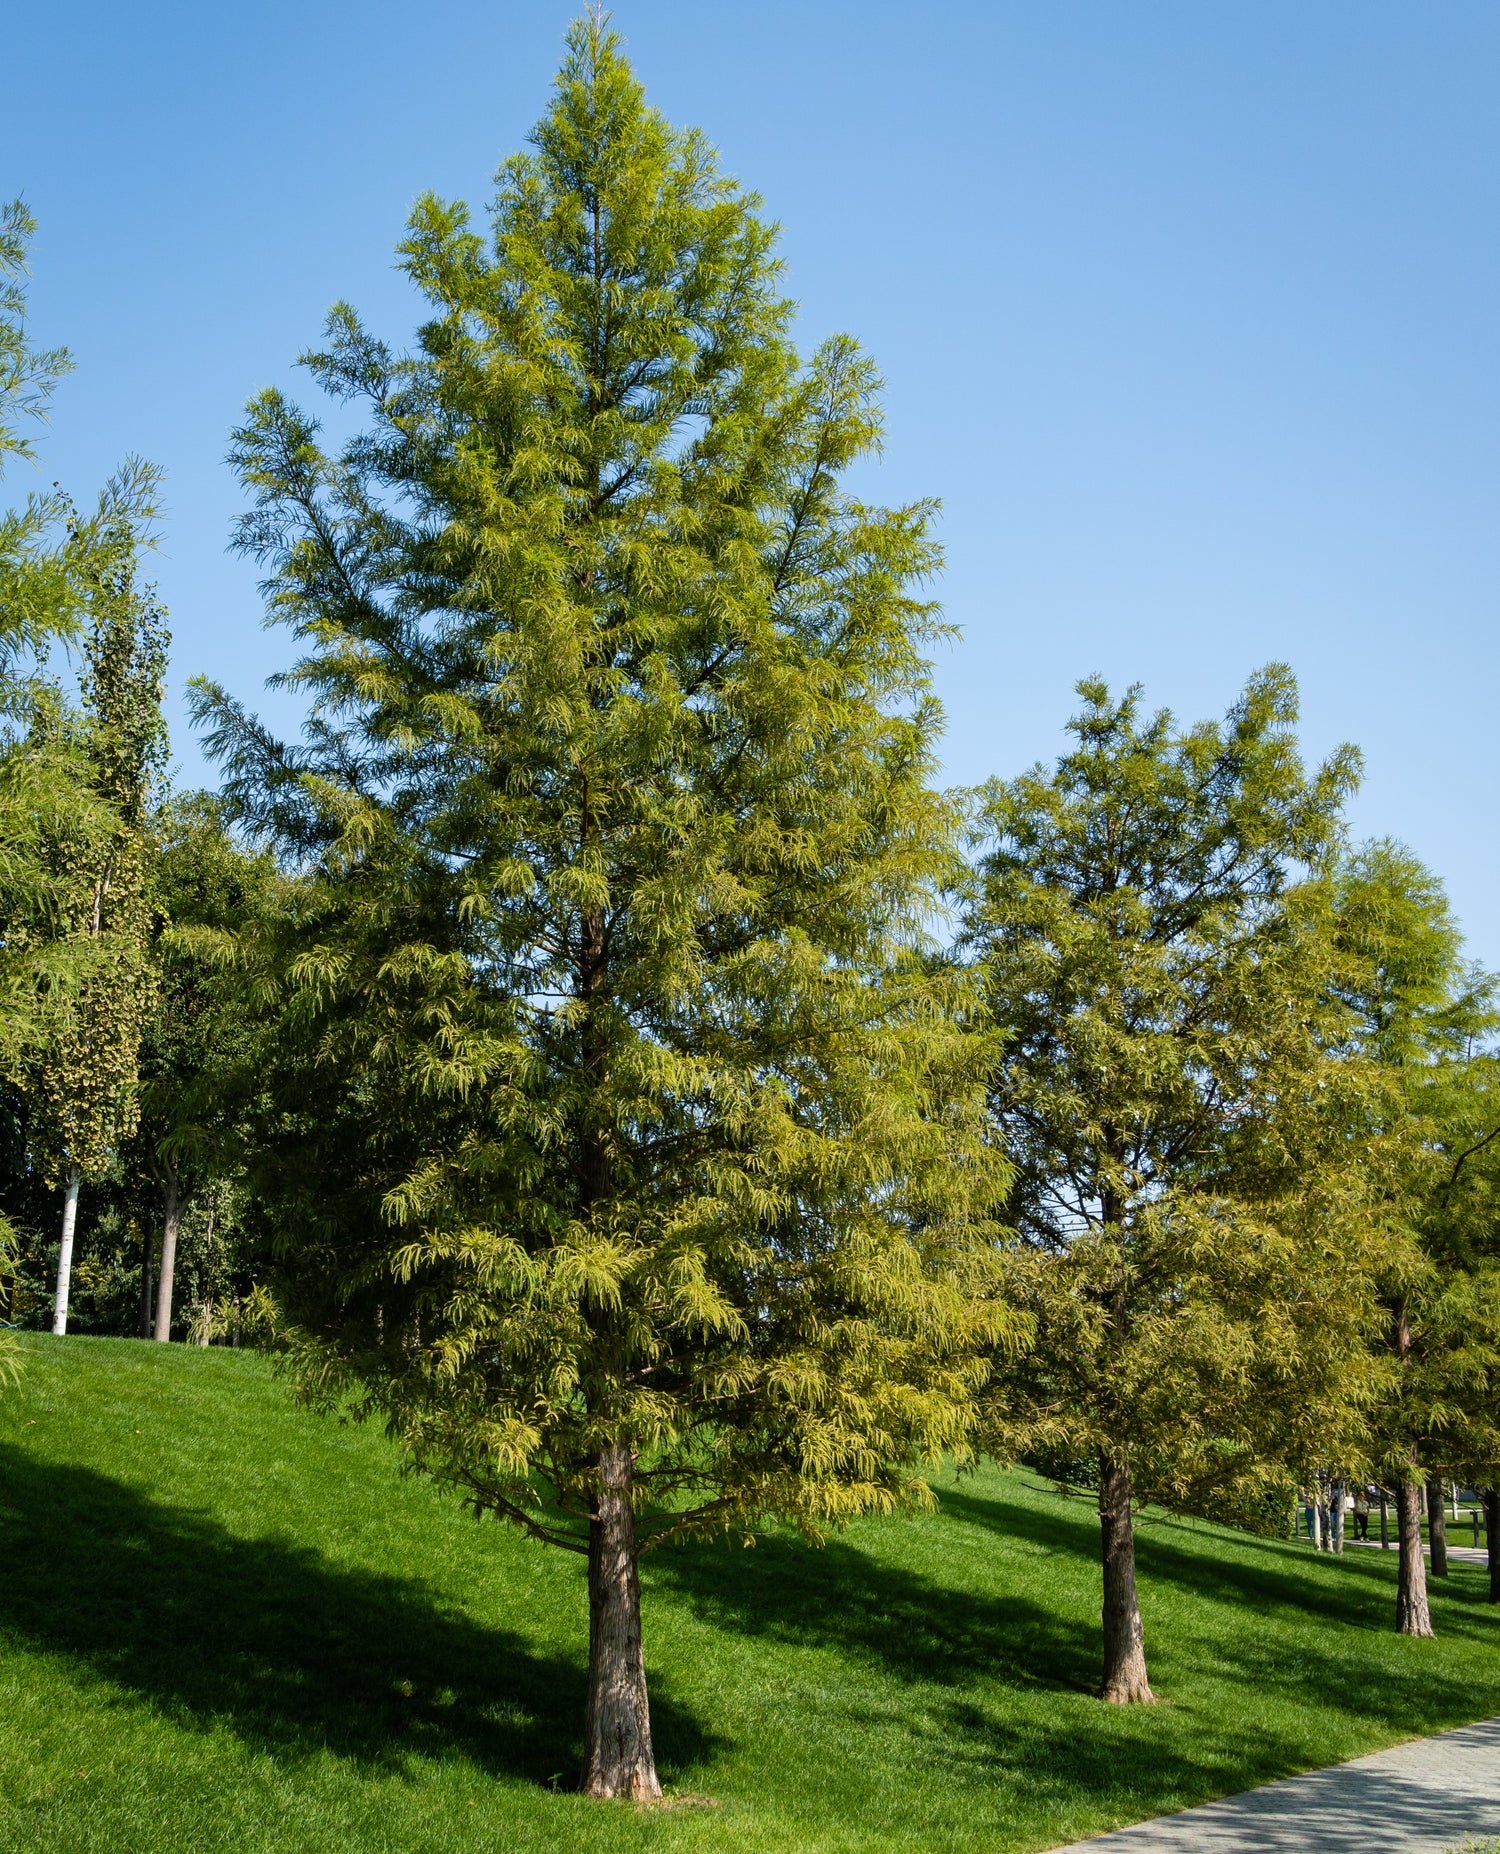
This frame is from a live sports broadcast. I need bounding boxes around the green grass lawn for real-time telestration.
[3,1336,1499,1853]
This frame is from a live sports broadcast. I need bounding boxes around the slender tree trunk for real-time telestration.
[197,1196,216,1344]
[1426,1475,1448,1578]
[1332,1481,1345,1555]
[1379,1487,1390,1548]
[1098,1450,1154,1703]
[51,1168,81,1336]
[1311,1495,1323,1551]
[153,1167,180,1342]
[580,1440,660,1800]
[1485,1490,1500,1604]
[1396,1469,1434,1637]
[139,1219,153,1338]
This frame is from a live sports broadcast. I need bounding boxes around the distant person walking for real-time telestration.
[1354,1489,1371,1541]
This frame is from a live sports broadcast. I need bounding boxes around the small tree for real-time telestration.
[0,200,159,1339]
[134,793,272,1340]
[31,540,167,1334]
[1334,841,1500,1634]
[966,670,1380,1702]
[197,20,1007,1799]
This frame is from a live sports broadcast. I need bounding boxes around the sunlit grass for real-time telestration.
[3,1334,1498,1853]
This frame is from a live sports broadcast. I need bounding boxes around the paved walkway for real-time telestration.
[1056,1715,1500,1852]
[1347,1538,1489,1566]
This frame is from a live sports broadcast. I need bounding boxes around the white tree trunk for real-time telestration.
[51,1169,81,1336]
[153,1169,180,1342]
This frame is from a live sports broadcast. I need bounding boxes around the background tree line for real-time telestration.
[5,17,1500,1805]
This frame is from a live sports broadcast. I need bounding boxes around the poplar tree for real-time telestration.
[196,21,1006,1799]
[966,671,1379,1703]
[31,543,168,1334]
[0,200,159,1327]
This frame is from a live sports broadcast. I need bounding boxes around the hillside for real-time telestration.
[1,1336,1497,1853]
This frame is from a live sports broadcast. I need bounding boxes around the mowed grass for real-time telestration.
[2,1338,1499,1854]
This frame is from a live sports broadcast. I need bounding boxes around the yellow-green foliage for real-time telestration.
[194,23,1012,1553]
[967,671,1391,1504]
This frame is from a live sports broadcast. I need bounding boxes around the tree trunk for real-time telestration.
[153,1168,180,1342]
[1396,1471,1434,1637]
[1311,1495,1323,1551]
[1426,1475,1448,1577]
[1485,1490,1499,1604]
[1331,1481,1345,1554]
[580,1440,660,1801]
[51,1169,81,1336]
[197,1298,213,1346]
[1379,1487,1390,1548]
[139,1219,154,1338]
[1098,1450,1154,1703]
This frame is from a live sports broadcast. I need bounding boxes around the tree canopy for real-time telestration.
[195,18,1009,1798]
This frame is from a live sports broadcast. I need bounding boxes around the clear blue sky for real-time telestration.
[7,3,1498,958]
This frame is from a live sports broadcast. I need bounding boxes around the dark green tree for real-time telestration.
[965,670,1382,1702]
[196,20,1008,1799]
[134,793,274,1340]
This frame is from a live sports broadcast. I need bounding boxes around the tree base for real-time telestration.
[581,1768,663,1803]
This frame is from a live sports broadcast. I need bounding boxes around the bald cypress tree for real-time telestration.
[965,672,1379,1703]
[197,20,1005,1799]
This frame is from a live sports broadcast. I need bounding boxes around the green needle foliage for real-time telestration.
[195,18,1007,1799]
[965,668,1384,1704]
[1333,841,1500,1633]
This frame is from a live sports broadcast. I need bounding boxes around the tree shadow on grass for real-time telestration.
[938,1482,1500,1736]
[943,1478,1500,1626]
[0,1445,713,1785]
[649,1524,1100,1695]
[648,1524,1372,1824]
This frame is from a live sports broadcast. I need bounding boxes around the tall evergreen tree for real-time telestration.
[965,671,1381,1702]
[197,20,1007,1798]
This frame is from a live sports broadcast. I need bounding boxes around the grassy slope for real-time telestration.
[2,1337,1498,1854]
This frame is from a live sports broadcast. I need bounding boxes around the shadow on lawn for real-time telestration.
[0,1445,712,1785]
[650,1525,1100,1695]
[938,1482,1500,1732]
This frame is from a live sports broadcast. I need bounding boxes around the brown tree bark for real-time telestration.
[1379,1487,1390,1548]
[1426,1475,1448,1577]
[153,1167,181,1342]
[580,1440,660,1800]
[1485,1490,1500,1604]
[1395,1469,1434,1637]
[1098,1450,1154,1703]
